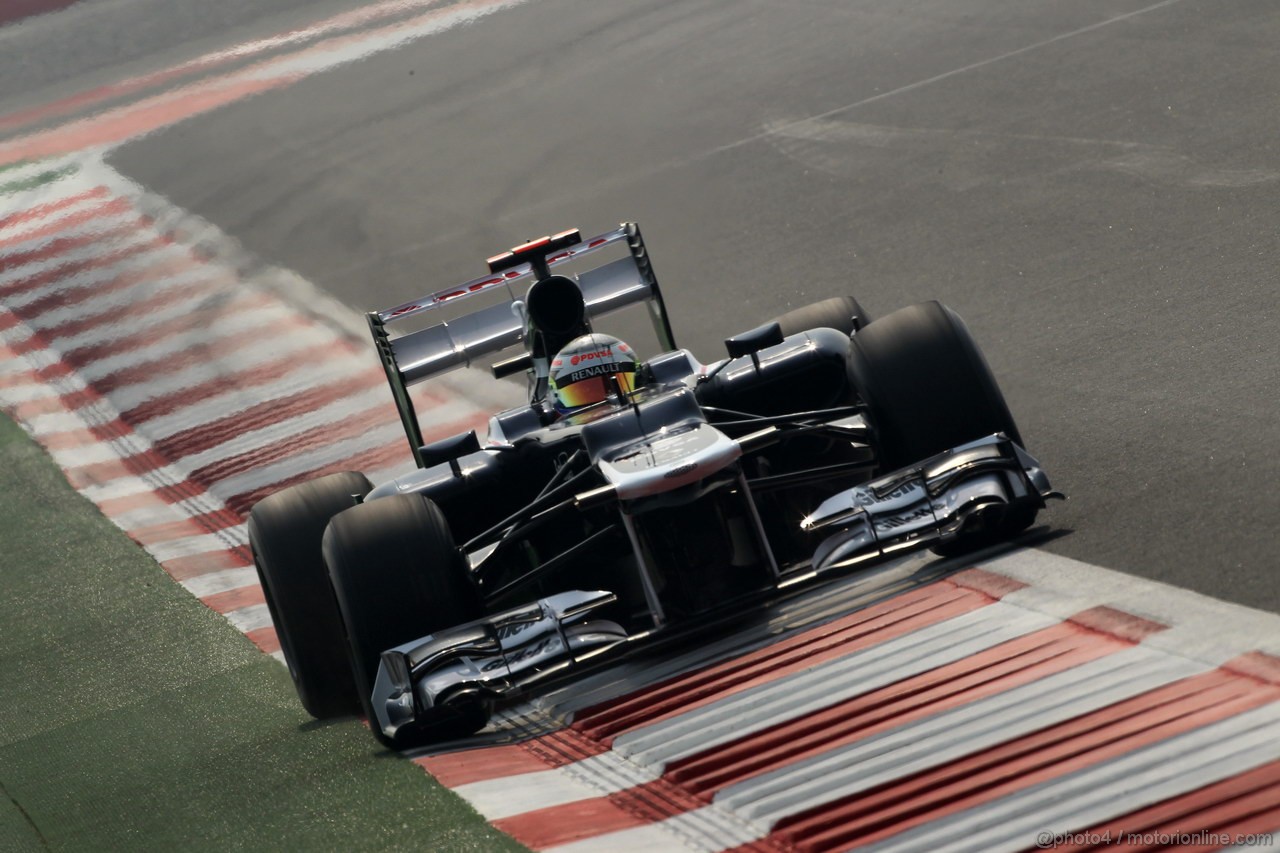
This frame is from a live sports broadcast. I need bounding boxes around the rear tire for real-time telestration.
[773,295,870,338]
[324,494,485,746]
[248,471,372,719]
[847,301,1034,548]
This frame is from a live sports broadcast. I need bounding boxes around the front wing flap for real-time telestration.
[803,433,1059,573]
[372,589,627,740]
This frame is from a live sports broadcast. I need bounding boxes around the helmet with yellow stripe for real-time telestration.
[549,334,639,415]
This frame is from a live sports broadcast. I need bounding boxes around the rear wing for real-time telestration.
[368,222,676,467]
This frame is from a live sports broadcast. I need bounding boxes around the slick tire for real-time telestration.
[847,301,1035,550]
[248,471,372,719]
[324,493,485,747]
[773,295,871,338]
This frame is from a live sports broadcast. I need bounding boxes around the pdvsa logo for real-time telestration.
[571,347,613,366]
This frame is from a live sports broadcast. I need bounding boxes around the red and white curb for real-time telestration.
[417,556,1280,852]
[0,154,516,662]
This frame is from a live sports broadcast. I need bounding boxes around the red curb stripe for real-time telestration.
[1040,759,1280,852]
[0,368,41,389]
[1070,605,1168,644]
[771,665,1280,851]
[572,578,1015,744]
[0,0,459,138]
[0,187,112,246]
[202,584,265,615]
[417,719,609,790]
[0,0,80,27]
[415,746,561,789]
[1224,651,1280,686]
[493,795,649,849]
[948,566,1031,598]
[0,75,300,165]
[34,421,128,450]
[0,186,107,231]
[245,626,281,655]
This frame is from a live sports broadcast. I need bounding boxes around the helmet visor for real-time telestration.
[555,368,636,411]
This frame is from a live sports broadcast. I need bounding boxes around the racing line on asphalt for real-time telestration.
[1,3,1278,851]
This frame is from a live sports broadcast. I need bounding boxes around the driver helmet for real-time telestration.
[549,334,639,414]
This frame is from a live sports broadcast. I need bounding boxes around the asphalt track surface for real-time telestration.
[3,6,1278,595]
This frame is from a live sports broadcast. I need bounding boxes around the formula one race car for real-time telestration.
[249,224,1059,746]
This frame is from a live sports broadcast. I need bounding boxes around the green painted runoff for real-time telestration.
[0,413,526,852]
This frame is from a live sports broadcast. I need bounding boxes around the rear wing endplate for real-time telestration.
[368,222,676,467]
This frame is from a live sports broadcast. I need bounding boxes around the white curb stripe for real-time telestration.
[456,751,663,822]
[613,603,1058,769]
[180,567,260,599]
[863,702,1280,853]
[144,525,250,562]
[720,645,1208,824]
[544,804,762,853]
[224,603,273,634]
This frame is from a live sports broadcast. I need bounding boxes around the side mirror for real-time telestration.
[419,430,482,476]
[725,322,784,368]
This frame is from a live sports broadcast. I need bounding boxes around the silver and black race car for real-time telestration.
[248,224,1059,746]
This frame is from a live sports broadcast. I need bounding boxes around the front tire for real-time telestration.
[248,471,372,719]
[324,494,485,746]
[848,301,1035,548]
[773,295,870,338]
